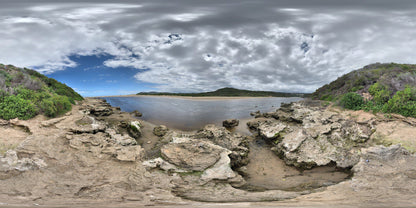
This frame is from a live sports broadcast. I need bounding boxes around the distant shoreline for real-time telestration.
[92,94,285,101]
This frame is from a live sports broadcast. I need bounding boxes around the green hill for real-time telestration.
[138,87,308,97]
[0,64,83,120]
[313,63,416,117]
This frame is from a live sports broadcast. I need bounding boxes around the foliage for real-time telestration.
[382,86,416,117]
[368,82,391,104]
[0,64,83,120]
[40,95,72,117]
[339,92,364,110]
[313,63,416,100]
[0,95,37,120]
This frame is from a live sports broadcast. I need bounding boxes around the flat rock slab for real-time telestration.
[161,141,223,171]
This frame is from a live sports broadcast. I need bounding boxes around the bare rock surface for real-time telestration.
[222,119,239,128]
[1,98,416,207]
[250,102,373,169]
[153,125,169,137]
[161,141,223,171]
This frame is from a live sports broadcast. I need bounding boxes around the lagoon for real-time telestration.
[102,96,303,130]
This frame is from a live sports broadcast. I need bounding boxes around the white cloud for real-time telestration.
[1,1,416,93]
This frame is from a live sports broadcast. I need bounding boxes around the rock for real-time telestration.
[0,150,47,172]
[250,110,262,118]
[106,128,137,146]
[115,146,143,162]
[201,151,236,181]
[253,101,372,169]
[90,106,113,116]
[70,116,106,134]
[0,119,9,125]
[142,157,187,173]
[258,121,287,140]
[222,119,239,128]
[127,121,142,139]
[153,125,169,137]
[160,141,223,171]
[41,117,66,127]
[131,110,142,117]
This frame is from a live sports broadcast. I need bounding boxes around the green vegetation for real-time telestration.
[313,63,416,118]
[339,92,364,110]
[138,87,308,97]
[0,64,83,120]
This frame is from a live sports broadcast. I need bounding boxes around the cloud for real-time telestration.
[1,0,416,93]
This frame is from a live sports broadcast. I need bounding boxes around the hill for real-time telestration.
[312,63,416,117]
[0,64,83,120]
[138,87,308,97]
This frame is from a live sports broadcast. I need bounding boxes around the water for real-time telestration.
[102,96,303,130]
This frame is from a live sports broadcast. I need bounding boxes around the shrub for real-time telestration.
[368,82,391,104]
[0,95,38,120]
[40,95,72,117]
[382,86,416,117]
[339,92,364,110]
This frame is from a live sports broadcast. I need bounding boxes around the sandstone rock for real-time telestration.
[131,110,142,117]
[0,150,47,172]
[142,157,187,173]
[41,116,66,127]
[70,116,106,134]
[222,119,239,128]
[0,119,9,125]
[127,121,142,139]
[153,125,168,137]
[106,128,137,146]
[116,146,143,162]
[160,141,223,171]
[253,101,373,169]
[258,121,287,140]
[250,110,261,118]
[201,151,236,181]
[195,125,249,169]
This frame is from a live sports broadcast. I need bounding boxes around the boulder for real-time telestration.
[251,101,373,169]
[70,116,106,134]
[131,110,142,117]
[127,121,142,139]
[160,141,223,171]
[90,106,113,116]
[153,125,169,137]
[258,121,287,140]
[222,119,239,128]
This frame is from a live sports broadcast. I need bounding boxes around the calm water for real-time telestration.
[102,96,303,130]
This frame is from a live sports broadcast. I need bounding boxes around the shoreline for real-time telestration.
[92,94,300,101]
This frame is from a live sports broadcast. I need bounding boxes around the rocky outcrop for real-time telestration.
[250,101,374,169]
[131,110,142,117]
[222,119,239,128]
[160,141,223,171]
[153,125,169,137]
[194,125,250,169]
[127,121,142,139]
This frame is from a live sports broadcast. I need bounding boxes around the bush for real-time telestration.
[40,95,72,117]
[339,92,364,110]
[0,95,38,120]
[382,86,416,117]
[368,82,391,104]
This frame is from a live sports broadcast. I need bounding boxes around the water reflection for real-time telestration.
[102,96,303,130]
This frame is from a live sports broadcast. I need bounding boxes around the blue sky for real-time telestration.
[46,55,157,97]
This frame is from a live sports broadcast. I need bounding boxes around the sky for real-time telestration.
[1,0,416,96]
